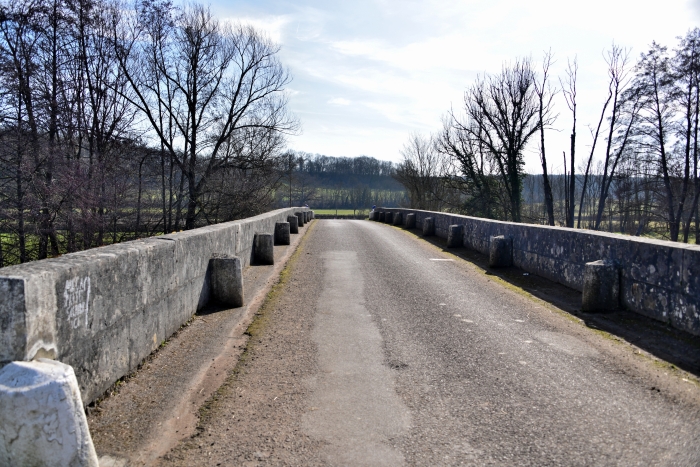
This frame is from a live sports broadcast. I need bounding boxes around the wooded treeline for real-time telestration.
[0,0,296,266]
[279,152,407,210]
[395,29,700,243]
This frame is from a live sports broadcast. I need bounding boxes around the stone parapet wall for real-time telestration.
[376,208,700,336]
[0,207,309,404]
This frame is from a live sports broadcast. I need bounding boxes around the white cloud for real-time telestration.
[211,0,700,166]
[222,14,292,43]
[328,97,351,106]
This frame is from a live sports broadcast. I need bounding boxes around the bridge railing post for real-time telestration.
[447,225,463,248]
[0,359,99,467]
[275,222,291,245]
[253,233,274,265]
[489,235,512,267]
[210,255,244,307]
[406,213,416,229]
[582,260,620,312]
[287,216,299,234]
[422,217,435,237]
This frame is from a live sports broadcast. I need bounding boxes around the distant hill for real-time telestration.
[279,153,407,209]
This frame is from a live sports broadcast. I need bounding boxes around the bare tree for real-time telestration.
[394,132,448,211]
[460,58,541,222]
[630,37,700,242]
[577,96,612,228]
[436,115,504,218]
[534,50,558,226]
[114,2,298,229]
[675,29,700,242]
[561,57,578,227]
[593,45,640,230]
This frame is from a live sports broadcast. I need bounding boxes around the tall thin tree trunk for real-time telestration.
[136,157,145,237]
[174,168,186,230]
[568,129,576,227]
[563,151,569,225]
[161,146,167,233]
[539,132,554,225]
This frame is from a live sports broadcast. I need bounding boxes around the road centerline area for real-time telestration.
[302,250,411,465]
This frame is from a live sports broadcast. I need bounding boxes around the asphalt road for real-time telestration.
[163,219,700,466]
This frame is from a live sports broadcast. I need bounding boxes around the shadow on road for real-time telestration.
[399,225,700,379]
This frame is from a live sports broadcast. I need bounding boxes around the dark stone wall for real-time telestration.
[377,208,700,336]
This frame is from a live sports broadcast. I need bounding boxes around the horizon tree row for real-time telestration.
[278,151,406,209]
[0,0,296,265]
[395,28,700,243]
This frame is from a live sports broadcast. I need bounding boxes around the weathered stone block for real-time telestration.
[582,260,620,312]
[253,233,274,265]
[423,217,435,237]
[393,212,403,225]
[447,225,463,248]
[274,222,291,245]
[379,212,385,222]
[489,236,512,268]
[287,215,299,234]
[0,359,99,467]
[385,212,394,224]
[295,212,304,227]
[406,213,416,229]
[209,255,244,307]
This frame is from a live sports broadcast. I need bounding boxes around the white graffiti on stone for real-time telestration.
[64,276,90,329]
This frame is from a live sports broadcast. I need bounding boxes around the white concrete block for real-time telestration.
[0,359,98,467]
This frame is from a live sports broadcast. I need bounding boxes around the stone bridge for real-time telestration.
[1,209,699,466]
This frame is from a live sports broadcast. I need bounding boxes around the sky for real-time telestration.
[210,0,700,173]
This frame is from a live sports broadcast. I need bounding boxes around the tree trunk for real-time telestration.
[136,157,145,237]
[539,125,554,226]
[568,130,576,227]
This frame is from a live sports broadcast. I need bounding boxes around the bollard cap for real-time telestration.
[0,359,74,392]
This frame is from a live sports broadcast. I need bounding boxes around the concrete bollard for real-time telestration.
[295,212,305,227]
[379,212,385,222]
[423,217,435,236]
[310,211,315,220]
[253,233,274,265]
[582,260,620,312]
[489,235,513,267]
[287,215,299,234]
[406,213,416,229]
[274,222,291,245]
[0,359,99,467]
[447,225,463,248]
[369,211,375,221]
[304,211,309,223]
[385,212,394,224]
[209,255,244,307]
[393,212,403,225]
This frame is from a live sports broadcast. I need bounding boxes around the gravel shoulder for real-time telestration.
[86,220,316,466]
[158,220,326,466]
